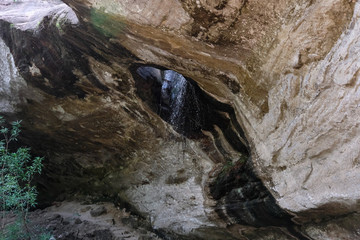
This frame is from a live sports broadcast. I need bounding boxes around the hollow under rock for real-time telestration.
[133,65,311,240]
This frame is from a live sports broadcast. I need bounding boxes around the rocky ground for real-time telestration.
[1,201,161,240]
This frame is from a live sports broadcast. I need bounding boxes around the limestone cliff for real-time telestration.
[1,0,359,239]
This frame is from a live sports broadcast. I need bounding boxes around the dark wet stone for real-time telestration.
[90,206,107,217]
[74,218,82,224]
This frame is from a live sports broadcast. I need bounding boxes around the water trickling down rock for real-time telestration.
[136,66,202,137]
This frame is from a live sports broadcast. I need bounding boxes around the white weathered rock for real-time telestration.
[120,140,216,234]
[0,0,78,31]
[0,38,27,112]
[239,0,360,213]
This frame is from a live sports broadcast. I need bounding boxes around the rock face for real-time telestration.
[242,0,360,215]
[1,0,360,239]
[0,37,29,113]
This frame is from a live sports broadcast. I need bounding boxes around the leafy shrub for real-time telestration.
[0,116,44,239]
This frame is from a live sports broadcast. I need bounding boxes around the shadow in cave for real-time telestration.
[131,64,312,240]
[130,64,248,155]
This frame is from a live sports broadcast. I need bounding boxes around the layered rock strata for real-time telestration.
[1,0,360,239]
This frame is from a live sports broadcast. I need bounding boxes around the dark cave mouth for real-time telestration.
[131,64,249,154]
[133,65,204,138]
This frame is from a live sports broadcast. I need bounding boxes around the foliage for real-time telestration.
[218,160,234,178]
[0,219,27,240]
[0,219,52,240]
[0,116,44,239]
[238,154,247,164]
[216,155,248,181]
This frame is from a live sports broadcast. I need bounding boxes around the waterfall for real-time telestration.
[162,70,201,135]
[135,66,202,136]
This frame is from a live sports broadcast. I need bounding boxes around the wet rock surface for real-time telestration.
[0,0,360,239]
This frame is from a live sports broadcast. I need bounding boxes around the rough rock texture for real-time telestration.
[1,201,161,240]
[1,0,360,239]
[87,0,191,30]
[0,37,29,113]
[243,0,360,215]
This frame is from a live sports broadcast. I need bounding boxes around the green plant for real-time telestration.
[218,160,234,179]
[216,155,247,182]
[1,219,27,240]
[238,154,247,164]
[0,116,44,239]
[37,232,52,240]
[3,221,20,240]
[0,219,52,240]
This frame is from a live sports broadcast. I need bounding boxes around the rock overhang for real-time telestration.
[0,0,359,239]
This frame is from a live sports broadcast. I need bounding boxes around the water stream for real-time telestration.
[136,67,202,136]
[163,70,201,135]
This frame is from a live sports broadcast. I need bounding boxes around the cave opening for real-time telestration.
[132,65,310,239]
[133,65,204,139]
[131,64,249,155]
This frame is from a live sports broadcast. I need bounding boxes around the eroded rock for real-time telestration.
[0,0,359,239]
